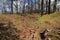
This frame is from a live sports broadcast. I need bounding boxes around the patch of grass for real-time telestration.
[36,11,60,30]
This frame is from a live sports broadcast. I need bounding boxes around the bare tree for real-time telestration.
[2,0,7,14]
[11,0,13,14]
[48,0,51,14]
[22,0,25,14]
[41,0,44,16]
[16,0,18,14]
[30,0,33,14]
[53,0,57,12]
[35,0,36,12]
[27,0,30,13]
[46,0,48,14]
[38,0,40,13]
[3,2,6,13]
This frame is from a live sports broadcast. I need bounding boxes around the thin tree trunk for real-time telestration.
[16,0,18,14]
[41,0,44,16]
[3,3,5,13]
[11,0,13,14]
[30,0,33,14]
[38,0,40,13]
[46,0,48,14]
[28,0,30,13]
[22,0,25,14]
[48,0,51,14]
[35,0,36,12]
[3,0,6,14]
[53,0,57,12]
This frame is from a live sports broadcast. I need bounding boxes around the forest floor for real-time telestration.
[0,11,60,40]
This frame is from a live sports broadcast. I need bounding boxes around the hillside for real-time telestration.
[0,12,60,40]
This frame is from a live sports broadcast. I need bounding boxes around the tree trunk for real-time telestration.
[30,0,33,14]
[53,0,57,12]
[35,0,36,12]
[16,0,18,14]
[11,0,13,14]
[46,0,48,14]
[22,0,25,14]
[2,0,6,14]
[28,0,30,13]
[41,0,44,16]
[38,0,40,13]
[48,0,51,14]
[3,3,5,13]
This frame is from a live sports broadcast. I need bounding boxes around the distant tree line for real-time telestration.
[2,0,59,16]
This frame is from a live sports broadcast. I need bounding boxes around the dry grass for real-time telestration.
[36,12,60,30]
[0,12,60,40]
[0,12,60,31]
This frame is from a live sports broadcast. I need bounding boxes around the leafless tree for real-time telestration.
[38,0,40,13]
[16,0,18,14]
[35,0,36,11]
[27,0,30,13]
[30,0,32,13]
[41,0,44,16]
[3,3,6,13]
[11,0,13,14]
[2,0,7,14]
[22,0,25,14]
[53,0,57,12]
[48,0,51,14]
[38,0,40,10]
[29,0,33,14]
[46,0,48,14]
